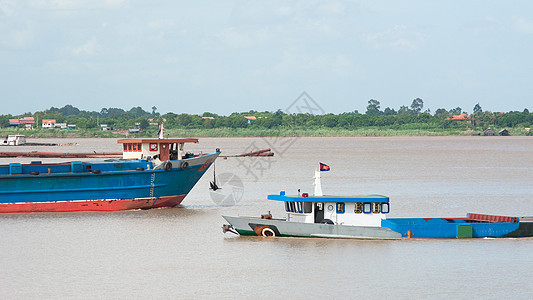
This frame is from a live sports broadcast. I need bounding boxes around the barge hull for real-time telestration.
[0,195,186,213]
[223,216,402,240]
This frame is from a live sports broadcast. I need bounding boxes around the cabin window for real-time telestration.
[336,203,345,214]
[354,202,362,214]
[133,144,137,151]
[303,202,312,213]
[297,202,303,213]
[373,203,381,213]
[285,202,290,212]
[137,144,142,151]
[363,203,372,214]
[123,144,127,151]
[150,143,158,151]
[381,203,390,214]
[290,202,295,213]
[128,144,132,151]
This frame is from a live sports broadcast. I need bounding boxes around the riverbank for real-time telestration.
[1,126,530,138]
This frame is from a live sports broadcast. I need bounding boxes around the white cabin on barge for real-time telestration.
[117,138,199,163]
[268,191,390,227]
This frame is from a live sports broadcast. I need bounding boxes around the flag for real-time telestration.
[319,162,330,171]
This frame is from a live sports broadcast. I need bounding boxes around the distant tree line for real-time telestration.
[1,99,532,130]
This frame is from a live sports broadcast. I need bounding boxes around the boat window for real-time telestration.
[296,202,303,213]
[128,144,132,151]
[381,203,390,214]
[354,202,362,214]
[373,203,380,213]
[290,202,295,213]
[336,203,345,214]
[133,144,137,151]
[285,202,290,212]
[303,202,312,213]
[137,143,142,151]
[363,203,372,214]
[123,144,127,151]
[317,203,323,210]
[150,143,158,151]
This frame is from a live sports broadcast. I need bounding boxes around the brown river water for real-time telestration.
[0,136,532,299]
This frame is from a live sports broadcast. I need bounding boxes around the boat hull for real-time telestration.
[382,217,533,238]
[0,195,186,213]
[222,216,402,240]
[0,152,219,213]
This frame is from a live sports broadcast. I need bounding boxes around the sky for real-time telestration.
[1,0,533,116]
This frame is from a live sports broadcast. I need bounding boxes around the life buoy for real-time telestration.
[180,161,189,170]
[164,162,172,171]
[261,227,276,237]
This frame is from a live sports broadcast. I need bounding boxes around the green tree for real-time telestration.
[366,99,381,116]
[473,103,482,114]
[449,107,462,115]
[410,98,424,115]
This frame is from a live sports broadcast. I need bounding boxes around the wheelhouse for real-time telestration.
[117,138,199,162]
[267,191,390,227]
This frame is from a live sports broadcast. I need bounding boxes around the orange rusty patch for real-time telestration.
[197,159,213,172]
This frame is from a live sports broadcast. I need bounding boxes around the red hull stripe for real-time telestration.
[0,195,186,213]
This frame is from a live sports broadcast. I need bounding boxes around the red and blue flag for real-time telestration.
[319,163,330,171]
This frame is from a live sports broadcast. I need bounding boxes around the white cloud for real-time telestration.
[0,0,16,17]
[366,25,425,51]
[317,2,345,15]
[216,27,254,48]
[73,38,100,56]
[513,16,533,34]
[29,0,125,10]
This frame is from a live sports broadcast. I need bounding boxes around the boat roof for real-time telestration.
[267,191,389,203]
[117,138,199,144]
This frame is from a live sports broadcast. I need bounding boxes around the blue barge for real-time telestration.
[0,138,219,213]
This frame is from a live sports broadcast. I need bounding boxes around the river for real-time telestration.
[0,136,532,299]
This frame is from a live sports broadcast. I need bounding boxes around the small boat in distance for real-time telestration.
[222,166,533,239]
[0,135,220,213]
[1,135,26,146]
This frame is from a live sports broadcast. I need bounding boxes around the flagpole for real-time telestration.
[314,168,323,196]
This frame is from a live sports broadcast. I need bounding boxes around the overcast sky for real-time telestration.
[1,0,532,116]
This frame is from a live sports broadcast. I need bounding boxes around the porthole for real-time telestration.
[354,202,362,214]
[373,203,381,213]
[336,203,345,214]
[363,203,372,214]
[381,203,390,214]
[327,204,334,211]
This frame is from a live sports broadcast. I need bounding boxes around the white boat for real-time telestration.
[1,135,26,146]
[222,168,402,240]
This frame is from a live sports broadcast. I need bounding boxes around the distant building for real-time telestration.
[100,124,109,131]
[447,113,470,122]
[498,129,510,136]
[13,117,36,129]
[483,128,495,136]
[202,117,214,120]
[42,119,56,129]
[9,119,20,127]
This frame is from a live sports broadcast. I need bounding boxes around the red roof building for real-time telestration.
[447,113,470,121]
